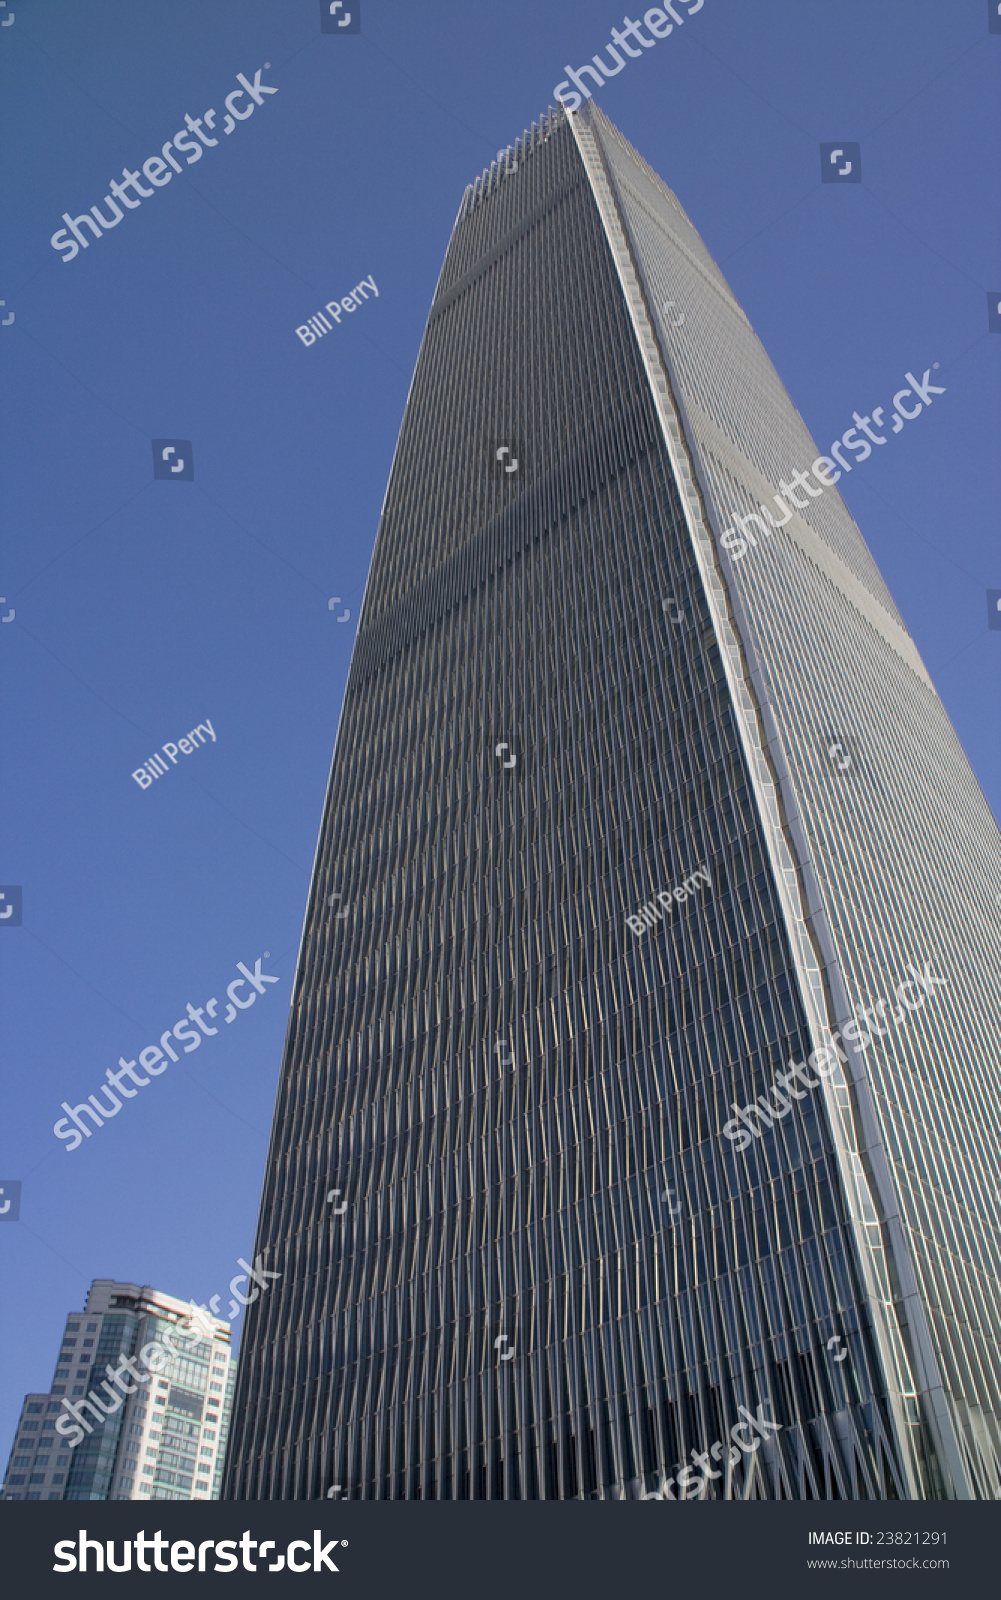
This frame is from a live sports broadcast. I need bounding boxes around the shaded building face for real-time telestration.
[225,106,1000,1502]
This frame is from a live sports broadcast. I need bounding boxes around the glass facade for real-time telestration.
[574,106,1001,1500]
[224,106,1000,1501]
[2,1397,72,1501]
[63,1311,137,1499]
[2,1280,234,1502]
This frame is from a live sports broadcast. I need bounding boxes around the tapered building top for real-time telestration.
[224,103,1001,1503]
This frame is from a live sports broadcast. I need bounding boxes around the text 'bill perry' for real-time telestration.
[133,718,215,788]
[296,276,378,345]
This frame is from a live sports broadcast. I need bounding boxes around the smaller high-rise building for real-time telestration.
[2,1279,236,1502]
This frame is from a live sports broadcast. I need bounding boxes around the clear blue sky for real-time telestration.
[1,0,997,1458]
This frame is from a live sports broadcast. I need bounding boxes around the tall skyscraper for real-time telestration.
[2,1280,235,1501]
[225,104,1001,1502]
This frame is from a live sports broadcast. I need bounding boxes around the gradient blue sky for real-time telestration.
[1,0,998,1458]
